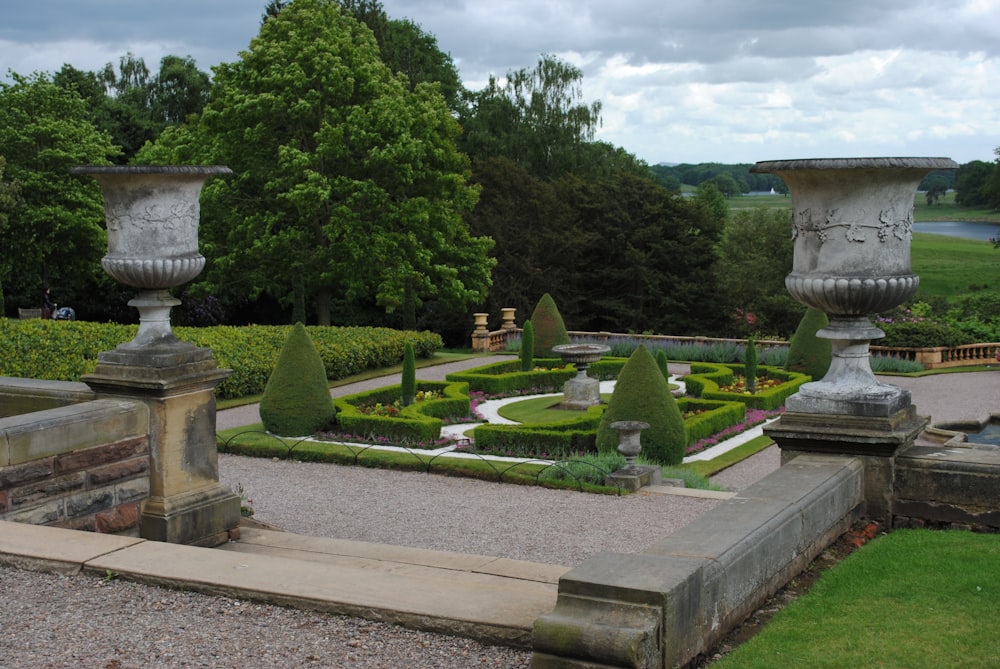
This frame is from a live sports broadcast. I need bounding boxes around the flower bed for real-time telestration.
[683,362,808,410]
[333,380,470,446]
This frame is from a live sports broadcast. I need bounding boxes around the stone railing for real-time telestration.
[871,342,1000,369]
[472,311,1000,369]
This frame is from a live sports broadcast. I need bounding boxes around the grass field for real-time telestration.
[911,233,1000,296]
[725,190,1000,223]
[710,530,1000,669]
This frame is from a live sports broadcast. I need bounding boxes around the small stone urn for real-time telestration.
[610,420,649,466]
[751,157,957,416]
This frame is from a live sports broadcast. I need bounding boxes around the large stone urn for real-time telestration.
[750,157,957,417]
[73,165,240,547]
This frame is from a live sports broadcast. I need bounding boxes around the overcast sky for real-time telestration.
[2,0,998,166]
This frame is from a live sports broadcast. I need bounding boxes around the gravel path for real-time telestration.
[11,356,976,668]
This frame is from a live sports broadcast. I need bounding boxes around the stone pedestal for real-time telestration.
[560,375,602,410]
[605,464,663,492]
[83,346,240,547]
[764,406,927,523]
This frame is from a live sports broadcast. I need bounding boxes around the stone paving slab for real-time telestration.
[0,520,143,575]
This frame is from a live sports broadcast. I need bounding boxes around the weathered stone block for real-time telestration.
[65,488,114,517]
[88,457,150,486]
[5,501,62,525]
[9,473,86,507]
[0,458,54,487]
[55,435,149,475]
[116,478,150,504]
[97,502,140,534]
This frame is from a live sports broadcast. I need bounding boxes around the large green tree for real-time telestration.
[142,0,493,327]
[0,157,22,314]
[715,207,801,337]
[0,73,118,315]
[460,54,603,179]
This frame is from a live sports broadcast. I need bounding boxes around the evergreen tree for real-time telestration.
[744,337,758,393]
[259,323,337,436]
[520,320,535,372]
[529,293,571,357]
[401,341,416,406]
[596,345,685,465]
[786,308,832,381]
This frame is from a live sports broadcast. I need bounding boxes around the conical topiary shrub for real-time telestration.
[401,341,416,406]
[744,337,758,393]
[529,293,570,358]
[520,320,535,372]
[786,307,832,381]
[596,345,686,465]
[259,322,336,436]
[655,348,670,381]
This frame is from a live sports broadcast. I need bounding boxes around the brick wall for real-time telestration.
[0,434,150,534]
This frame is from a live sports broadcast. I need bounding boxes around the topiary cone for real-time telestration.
[401,341,416,406]
[520,320,535,372]
[259,322,336,436]
[529,293,570,358]
[597,345,686,465]
[786,307,833,381]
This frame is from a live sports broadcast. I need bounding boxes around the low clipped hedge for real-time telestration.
[471,398,745,460]
[334,381,469,445]
[445,356,630,396]
[0,319,442,400]
[683,363,808,410]
[472,406,604,459]
[679,398,747,445]
[445,358,577,395]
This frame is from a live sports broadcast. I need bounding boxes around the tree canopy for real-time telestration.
[0,72,119,316]
[139,0,494,328]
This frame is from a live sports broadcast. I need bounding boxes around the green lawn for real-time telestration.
[911,233,1000,296]
[726,190,1000,224]
[710,530,1000,668]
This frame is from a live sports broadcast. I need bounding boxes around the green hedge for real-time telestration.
[445,358,577,395]
[679,398,747,444]
[445,356,630,395]
[0,319,442,400]
[472,406,605,459]
[471,398,745,460]
[684,362,808,410]
[333,381,469,445]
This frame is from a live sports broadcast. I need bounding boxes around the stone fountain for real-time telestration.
[551,343,610,410]
[72,165,241,546]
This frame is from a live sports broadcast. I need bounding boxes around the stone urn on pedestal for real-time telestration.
[751,157,957,522]
[73,165,240,547]
[552,344,610,410]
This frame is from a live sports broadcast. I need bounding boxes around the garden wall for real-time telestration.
[0,378,150,534]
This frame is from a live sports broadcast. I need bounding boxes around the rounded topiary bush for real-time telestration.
[786,307,832,381]
[596,345,686,465]
[530,293,571,358]
[259,322,336,436]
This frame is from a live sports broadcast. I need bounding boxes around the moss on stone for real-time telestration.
[596,345,686,465]
[259,322,336,437]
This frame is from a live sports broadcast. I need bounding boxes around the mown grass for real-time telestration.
[710,529,1000,669]
[726,190,1000,223]
[910,232,1000,297]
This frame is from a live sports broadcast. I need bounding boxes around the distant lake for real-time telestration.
[913,221,997,241]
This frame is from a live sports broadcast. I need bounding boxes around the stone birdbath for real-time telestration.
[552,343,610,410]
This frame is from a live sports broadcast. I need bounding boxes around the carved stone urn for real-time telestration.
[73,165,239,547]
[552,343,611,409]
[751,157,957,416]
[71,165,232,357]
